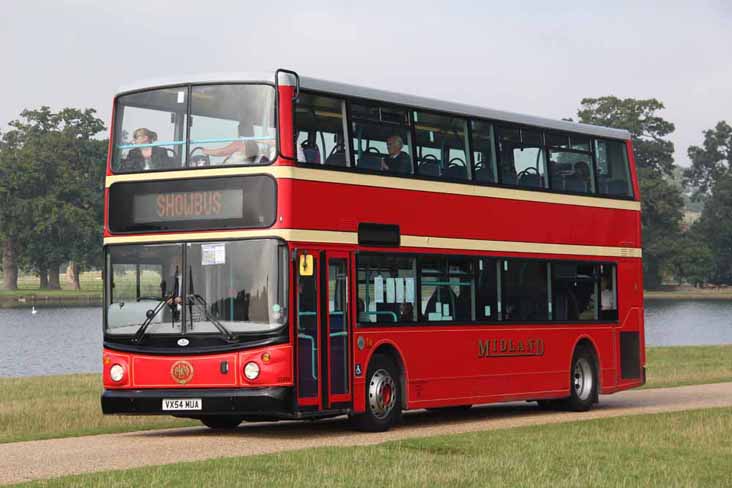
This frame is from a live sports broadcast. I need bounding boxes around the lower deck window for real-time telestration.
[357,252,618,326]
[357,255,417,323]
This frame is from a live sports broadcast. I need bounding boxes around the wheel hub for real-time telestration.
[573,357,594,401]
[368,368,397,420]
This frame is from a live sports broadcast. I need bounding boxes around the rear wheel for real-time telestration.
[199,415,243,429]
[563,346,597,412]
[350,354,402,432]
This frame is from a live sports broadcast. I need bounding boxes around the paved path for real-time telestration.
[2,382,732,485]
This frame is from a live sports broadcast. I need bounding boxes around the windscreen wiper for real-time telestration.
[188,294,237,343]
[132,294,176,344]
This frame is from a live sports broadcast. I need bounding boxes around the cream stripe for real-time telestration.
[105,166,640,212]
[104,228,641,259]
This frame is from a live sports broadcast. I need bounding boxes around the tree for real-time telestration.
[693,174,732,284]
[0,107,106,290]
[667,234,714,287]
[577,97,684,289]
[685,121,732,199]
[577,97,675,177]
[0,128,32,290]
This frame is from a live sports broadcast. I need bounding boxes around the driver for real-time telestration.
[380,135,411,174]
[123,128,174,171]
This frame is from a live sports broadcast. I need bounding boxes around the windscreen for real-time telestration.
[112,84,276,173]
[105,239,288,338]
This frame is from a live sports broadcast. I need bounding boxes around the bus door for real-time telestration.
[324,251,351,407]
[295,250,352,409]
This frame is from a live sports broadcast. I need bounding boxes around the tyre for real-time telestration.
[350,354,402,432]
[562,346,598,412]
[199,415,243,429]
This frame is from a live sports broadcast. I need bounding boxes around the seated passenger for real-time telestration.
[203,122,270,164]
[571,161,591,191]
[205,139,266,165]
[380,135,411,174]
[123,128,173,171]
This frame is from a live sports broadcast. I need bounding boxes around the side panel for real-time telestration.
[282,178,640,249]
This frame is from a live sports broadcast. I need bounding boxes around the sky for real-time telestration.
[1,0,730,167]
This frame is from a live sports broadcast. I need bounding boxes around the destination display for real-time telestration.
[108,175,276,233]
[133,189,244,224]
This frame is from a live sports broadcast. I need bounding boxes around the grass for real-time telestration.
[15,407,732,487]
[0,271,102,302]
[0,375,196,444]
[2,345,732,446]
[644,345,732,389]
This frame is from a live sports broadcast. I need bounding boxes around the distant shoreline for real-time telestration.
[2,288,732,308]
[644,288,732,301]
[0,294,101,309]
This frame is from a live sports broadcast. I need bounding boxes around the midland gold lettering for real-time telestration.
[477,338,545,358]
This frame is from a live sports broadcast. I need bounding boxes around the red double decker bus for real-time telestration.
[101,70,644,431]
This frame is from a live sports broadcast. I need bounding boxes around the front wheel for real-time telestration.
[350,354,402,432]
[199,415,243,429]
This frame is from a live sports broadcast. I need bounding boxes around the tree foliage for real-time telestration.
[577,97,683,288]
[685,121,732,199]
[0,107,107,289]
[578,97,675,177]
[693,174,732,284]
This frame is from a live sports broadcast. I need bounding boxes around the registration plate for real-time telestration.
[162,398,202,411]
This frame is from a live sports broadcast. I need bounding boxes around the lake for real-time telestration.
[0,300,730,377]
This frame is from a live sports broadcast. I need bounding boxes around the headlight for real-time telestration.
[244,362,260,380]
[110,364,125,382]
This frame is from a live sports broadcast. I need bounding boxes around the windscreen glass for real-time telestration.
[105,239,288,337]
[112,84,276,173]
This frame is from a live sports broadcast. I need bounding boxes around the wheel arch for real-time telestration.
[365,340,409,410]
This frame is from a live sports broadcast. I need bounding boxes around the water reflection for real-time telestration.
[644,299,732,347]
[0,307,101,378]
[0,300,731,377]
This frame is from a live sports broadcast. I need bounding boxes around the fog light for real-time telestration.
[110,364,125,382]
[244,362,260,380]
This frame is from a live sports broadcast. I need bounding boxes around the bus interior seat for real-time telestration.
[301,141,321,164]
[444,164,468,180]
[325,145,347,166]
[418,159,440,176]
[518,173,541,188]
[357,153,382,170]
[475,166,493,182]
[606,179,629,195]
[564,174,588,193]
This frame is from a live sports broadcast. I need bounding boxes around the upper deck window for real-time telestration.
[294,93,349,167]
[112,84,275,173]
[496,127,547,189]
[596,139,633,197]
[471,120,498,184]
[351,102,413,174]
[547,132,596,194]
[413,111,470,181]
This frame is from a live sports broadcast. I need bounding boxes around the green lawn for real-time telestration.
[0,271,102,300]
[2,345,731,445]
[0,375,195,444]
[15,408,732,487]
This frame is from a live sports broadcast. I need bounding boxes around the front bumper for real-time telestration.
[101,386,292,417]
